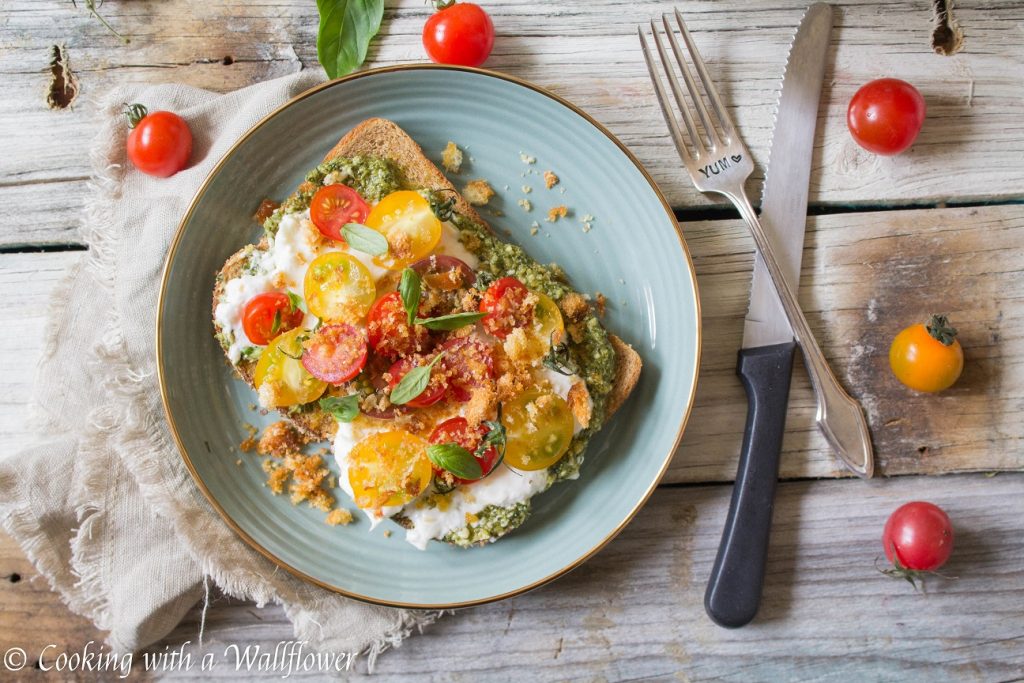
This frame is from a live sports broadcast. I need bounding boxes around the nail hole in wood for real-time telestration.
[47,44,79,110]
[9,572,21,583]
[931,0,964,56]
[918,446,928,455]
[222,55,234,65]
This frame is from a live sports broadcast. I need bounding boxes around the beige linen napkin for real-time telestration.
[0,72,442,664]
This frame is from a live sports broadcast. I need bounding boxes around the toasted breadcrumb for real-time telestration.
[326,508,354,526]
[530,226,539,236]
[521,185,532,194]
[518,198,532,212]
[383,530,392,538]
[240,423,259,452]
[544,170,559,189]
[520,152,536,164]
[258,421,307,455]
[567,381,593,429]
[594,292,607,317]
[559,292,590,322]
[463,179,495,206]
[442,141,463,173]
[546,205,568,222]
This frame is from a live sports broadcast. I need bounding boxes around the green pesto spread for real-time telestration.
[262,156,402,237]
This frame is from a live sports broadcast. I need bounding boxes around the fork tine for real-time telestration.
[647,20,706,158]
[638,26,693,164]
[661,13,720,148]
[673,8,738,140]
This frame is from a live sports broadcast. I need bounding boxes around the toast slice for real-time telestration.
[213,118,642,544]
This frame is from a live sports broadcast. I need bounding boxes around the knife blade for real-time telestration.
[704,3,834,629]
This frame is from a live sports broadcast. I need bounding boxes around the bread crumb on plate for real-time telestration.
[442,141,463,173]
[463,179,495,206]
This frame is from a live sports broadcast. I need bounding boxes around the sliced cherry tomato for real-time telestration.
[889,314,964,393]
[365,191,443,270]
[422,2,495,68]
[439,334,495,402]
[517,290,565,359]
[428,416,500,484]
[303,252,376,322]
[253,328,327,407]
[125,104,192,178]
[411,255,475,292]
[479,277,533,339]
[847,78,926,156]
[300,324,368,384]
[310,184,370,242]
[366,291,431,360]
[348,430,432,510]
[503,389,574,471]
[386,355,448,408]
[241,292,304,346]
[883,501,954,572]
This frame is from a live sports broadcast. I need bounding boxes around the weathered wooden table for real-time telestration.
[2,0,1023,679]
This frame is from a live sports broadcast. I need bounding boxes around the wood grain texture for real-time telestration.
[3,205,1022,482]
[2,0,1023,245]
[6,473,1018,680]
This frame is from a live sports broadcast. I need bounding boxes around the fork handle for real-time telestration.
[729,191,874,478]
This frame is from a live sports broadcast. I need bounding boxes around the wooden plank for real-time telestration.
[673,202,1024,481]
[3,204,1023,481]
[2,0,1023,246]
[6,474,1019,679]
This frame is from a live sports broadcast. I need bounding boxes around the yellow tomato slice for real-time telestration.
[503,389,574,471]
[348,430,432,510]
[521,291,566,359]
[365,191,442,270]
[253,328,327,407]
[303,252,376,322]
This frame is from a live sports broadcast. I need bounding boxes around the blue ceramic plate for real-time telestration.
[158,65,700,607]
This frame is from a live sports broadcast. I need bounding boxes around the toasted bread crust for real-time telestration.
[212,118,643,542]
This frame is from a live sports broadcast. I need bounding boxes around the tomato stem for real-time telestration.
[430,0,457,9]
[926,314,958,346]
[124,103,148,129]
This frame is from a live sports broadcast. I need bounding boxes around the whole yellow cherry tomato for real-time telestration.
[347,430,432,510]
[503,389,574,471]
[253,328,327,407]
[365,191,442,270]
[889,314,964,393]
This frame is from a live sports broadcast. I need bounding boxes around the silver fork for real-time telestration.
[640,9,872,475]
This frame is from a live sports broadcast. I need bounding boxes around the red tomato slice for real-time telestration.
[479,277,533,339]
[310,184,370,242]
[411,255,475,292]
[439,335,495,402]
[387,356,448,408]
[428,416,500,484]
[300,324,368,384]
[242,292,304,346]
[366,291,430,360]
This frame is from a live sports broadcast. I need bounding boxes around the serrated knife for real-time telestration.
[704,3,870,629]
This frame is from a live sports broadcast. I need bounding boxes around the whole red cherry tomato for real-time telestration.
[880,501,954,590]
[422,1,495,67]
[847,78,926,156]
[125,104,192,177]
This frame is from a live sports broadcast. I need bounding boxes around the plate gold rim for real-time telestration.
[156,63,702,609]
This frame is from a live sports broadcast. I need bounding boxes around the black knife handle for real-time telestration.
[704,341,797,629]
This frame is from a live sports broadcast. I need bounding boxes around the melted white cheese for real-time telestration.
[332,418,547,550]
[437,221,479,267]
[539,367,590,435]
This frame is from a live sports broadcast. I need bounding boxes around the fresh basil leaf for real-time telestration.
[286,291,306,314]
[427,443,483,480]
[478,403,507,478]
[270,309,282,335]
[389,352,444,405]
[341,223,388,256]
[414,311,487,331]
[319,394,361,423]
[315,0,385,79]
[399,268,421,327]
[542,333,576,376]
